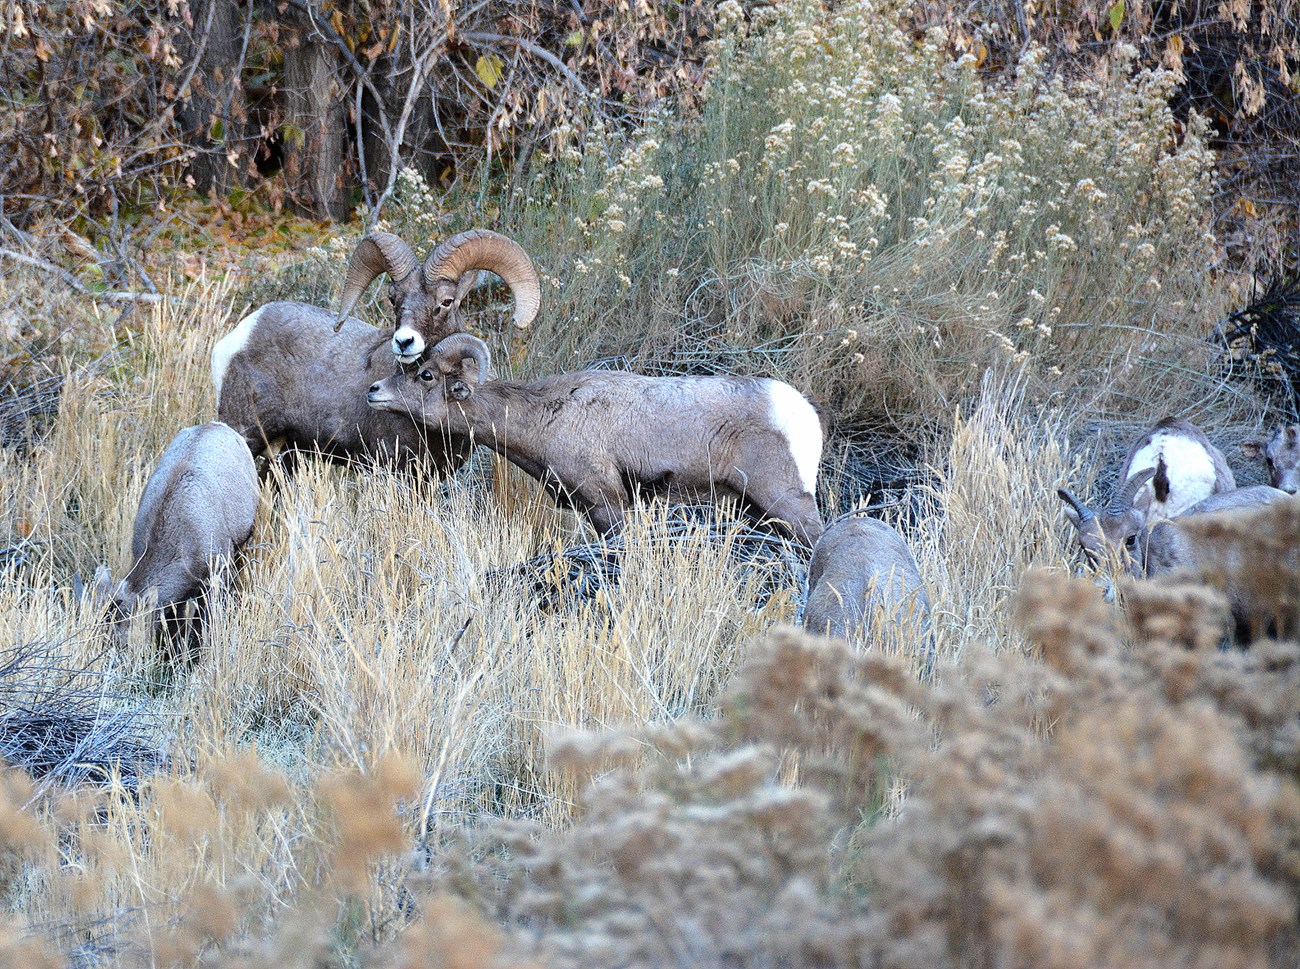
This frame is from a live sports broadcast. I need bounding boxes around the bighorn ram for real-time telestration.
[1059,417,1235,559]
[212,230,541,469]
[1242,423,1300,494]
[366,334,825,544]
[82,422,259,635]
[803,516,931,650]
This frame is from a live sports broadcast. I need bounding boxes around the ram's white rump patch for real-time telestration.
[765,379,822,493]
[211,307,264,401]
[1127,431,1217,518]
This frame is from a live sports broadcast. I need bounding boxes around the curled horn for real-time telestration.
[423,229,542,330]
[1105,467,1157,515]
[1057,488,1096,526]
[335,232,420,331]
[431,334,491,385]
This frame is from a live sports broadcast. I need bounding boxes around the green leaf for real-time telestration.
[209,118,225,142]
[564,29,583,47]
[279,123,305,149]
[1108,0,1125,31]
[475,53,505,89]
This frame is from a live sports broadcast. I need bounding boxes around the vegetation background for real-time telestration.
[1,0,1300,966]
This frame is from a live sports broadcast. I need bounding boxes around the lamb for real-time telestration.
[1242,423,1300,494]
[212,229,540,470]
[366,334,825,544]
[803,516,931,651]
[81,421,259,637]
[1059,417,1235,561]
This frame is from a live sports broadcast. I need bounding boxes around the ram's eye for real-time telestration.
[418,369,435,383]
[440,297,454,308]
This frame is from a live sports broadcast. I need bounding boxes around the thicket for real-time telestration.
[295,0,1249,441]
[2,0,1298,258]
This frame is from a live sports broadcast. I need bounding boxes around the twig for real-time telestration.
[461,30,595,101]
[0,247,88,293]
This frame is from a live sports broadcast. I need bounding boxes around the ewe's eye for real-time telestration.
[419,369,435,383]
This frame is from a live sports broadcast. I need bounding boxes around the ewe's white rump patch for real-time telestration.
[766,379,822,493]
[211,306,264,401]
[1128,431,1217,517]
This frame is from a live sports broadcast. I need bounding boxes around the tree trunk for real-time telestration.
[177,0,249,197]
[282,32,350,221]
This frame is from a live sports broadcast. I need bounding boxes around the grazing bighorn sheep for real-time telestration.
[212,230,540,469]
[1059,417,1236,560]
[82,422,259,635]
[366,334,825,544]
[1242,423,1300,494]
[803,516,931,649]
[1059,470,1292,633]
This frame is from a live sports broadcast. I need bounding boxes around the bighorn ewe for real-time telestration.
[212,230,541,469]
[82,422,259,634]
[1059,417,1236,560]
[1061,473,1294,638]
[366,334,825,544]
[803,516,931,651]
[1242,423,1300,494]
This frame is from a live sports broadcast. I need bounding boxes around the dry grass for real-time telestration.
[1,267,1295,967]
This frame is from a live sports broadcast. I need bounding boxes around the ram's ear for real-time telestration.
[1240,440,1264,460]
[454,270,478,303]
[449,379,472,401]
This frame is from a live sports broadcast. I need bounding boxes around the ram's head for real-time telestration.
[335,230,540,365]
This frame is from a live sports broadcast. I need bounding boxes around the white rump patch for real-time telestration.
[392,326,425,364]
[1128,431,1217,518]
[211,307,264,401]
[766,380,822,493]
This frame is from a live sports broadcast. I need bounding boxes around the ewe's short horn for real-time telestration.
[1057,488,1095,525]
[423,230,541,330]
[1105,467,1157,515]
[431,333,492,385]
[335,232,420,331]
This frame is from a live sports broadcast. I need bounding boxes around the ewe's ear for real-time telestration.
[449,380,471,401]
[1240,440,1264,460]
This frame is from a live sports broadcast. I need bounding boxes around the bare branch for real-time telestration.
[461,30,595,102]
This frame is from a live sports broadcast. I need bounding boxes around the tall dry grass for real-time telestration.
[3,266,1294,965]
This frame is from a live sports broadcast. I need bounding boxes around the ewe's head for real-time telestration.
[335,230,540,365]
[367,334,492,424]
[74,565,134,624]
[1058,468,1155,571]
[1242,423,1300,494]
